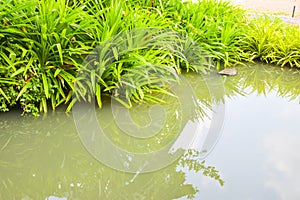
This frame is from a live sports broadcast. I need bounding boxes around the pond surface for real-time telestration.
[0,63,299,200]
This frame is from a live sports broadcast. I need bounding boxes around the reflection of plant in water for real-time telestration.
[0,110,224,200]
[179,149,224,187]
[225,63,300,102]
[90,70,225,154]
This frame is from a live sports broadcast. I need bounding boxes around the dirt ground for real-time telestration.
[231,0,300,18]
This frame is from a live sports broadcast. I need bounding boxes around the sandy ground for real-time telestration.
[231,0,300,18]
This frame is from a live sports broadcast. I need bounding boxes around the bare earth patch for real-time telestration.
[230,0,300,23]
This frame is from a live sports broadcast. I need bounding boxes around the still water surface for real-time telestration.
[0,64,299,200]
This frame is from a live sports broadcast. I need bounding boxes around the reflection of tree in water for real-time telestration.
[0,110,224,200]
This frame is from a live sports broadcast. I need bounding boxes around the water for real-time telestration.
[195,64,300,200]
[0,63,299,200]
[196,90,300,200]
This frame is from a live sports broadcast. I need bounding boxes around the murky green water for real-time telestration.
[0,64,299,200]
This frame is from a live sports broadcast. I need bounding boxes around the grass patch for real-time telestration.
[242,16,300,67]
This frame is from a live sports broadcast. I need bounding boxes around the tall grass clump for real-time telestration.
[0,0,212,114]
[241,16,300,68]
[72,0,210,109]
[0,0,92,115]
[135,0,249,69]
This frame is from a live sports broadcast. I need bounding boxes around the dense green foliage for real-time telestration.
[242,16,300,67]
[0,0,299,115]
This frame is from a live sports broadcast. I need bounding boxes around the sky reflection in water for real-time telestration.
[194,64,300,200]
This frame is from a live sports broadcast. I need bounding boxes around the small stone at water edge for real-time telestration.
[218,68,238,76]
